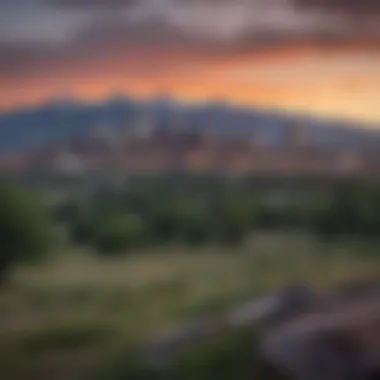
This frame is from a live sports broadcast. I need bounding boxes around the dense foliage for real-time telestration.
[0,177,379,379]
[0,182,54,285]
[52,178,380,255]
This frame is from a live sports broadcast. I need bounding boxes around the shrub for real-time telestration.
[0,183,54,287]
[94,215,147,255]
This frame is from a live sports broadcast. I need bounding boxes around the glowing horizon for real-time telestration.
[1,42,380,127]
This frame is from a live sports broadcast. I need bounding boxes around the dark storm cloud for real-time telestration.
[46,0,138,9]
[0,0,380,80]
[294,0,380,14]
[1,0,380,47]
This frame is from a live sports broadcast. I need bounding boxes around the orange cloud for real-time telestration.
[1,41,380,126]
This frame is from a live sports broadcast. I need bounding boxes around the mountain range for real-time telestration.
[0,96,379,158]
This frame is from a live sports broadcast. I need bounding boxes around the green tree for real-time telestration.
[211,196,254,246]
[94,214,146,255]
[144,200,186,244]
[181,211,211,247]
[0,183,54,287]
[357,185,380,241]
[255,203,280,230]
[314,185,363,241]
[61,200,98,245]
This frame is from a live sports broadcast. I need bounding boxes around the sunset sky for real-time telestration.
[1,0,380,126]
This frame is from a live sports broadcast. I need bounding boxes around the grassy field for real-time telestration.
[1,233,379,380]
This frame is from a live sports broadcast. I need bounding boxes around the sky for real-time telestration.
[0,0,380,125]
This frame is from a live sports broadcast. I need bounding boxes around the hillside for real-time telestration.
[0,97,379,158]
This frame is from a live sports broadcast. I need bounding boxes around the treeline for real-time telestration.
[52,180,380,255]
[315,184,380,242]
[0,182,54,286]
[0,179,379,287]
[54,185,258,253]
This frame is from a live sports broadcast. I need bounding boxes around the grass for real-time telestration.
[0,232,379,379]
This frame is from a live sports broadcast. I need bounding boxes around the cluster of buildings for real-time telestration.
[2,113,380,180]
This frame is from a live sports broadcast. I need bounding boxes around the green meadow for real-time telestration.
[1,233,379,380]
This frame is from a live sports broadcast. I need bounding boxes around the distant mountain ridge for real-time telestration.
[0,96,379,158]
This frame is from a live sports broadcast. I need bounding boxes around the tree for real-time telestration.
[356,184,380,241]
[93,214,146,255]
[181,211,211,247]
[211,196,254,247]
[313,185,366,242]
[144,200,186,244]
[0,183,54,287]
[255,203,280,230]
